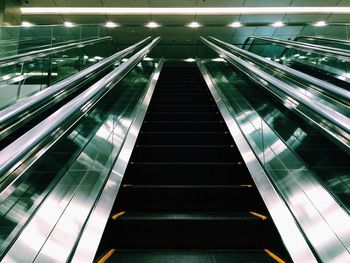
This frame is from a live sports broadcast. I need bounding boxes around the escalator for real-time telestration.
[0,37,150,149]
[95,61,291,262]
[286,62,350,90]
[0,34,347,262]
[242,36,350,90]
[0,36,113,111]
[294,35,350,50]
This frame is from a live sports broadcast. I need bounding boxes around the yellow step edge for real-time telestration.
[97,248,117,263]
[264,249,286,263]
[111,211,126,220]
[249,211,268,220]
[240,184,253,188]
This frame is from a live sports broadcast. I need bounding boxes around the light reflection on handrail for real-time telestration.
[200,37,350,152]
[0,37,152,141]
[242,36,350,60]
[208,36,350,104]
[295,35,350,47]
[0,37,159,191]
[0,36,112,67]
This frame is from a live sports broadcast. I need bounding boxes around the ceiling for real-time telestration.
[18,0,350,58]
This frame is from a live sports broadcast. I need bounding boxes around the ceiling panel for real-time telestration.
[284,14,329,23]
[149,0,196,7]
[21,0,57,7]
[61,15,106,24]
[244,0,292,7]
[327,14,350,22]
[197,27,233,42]
[101,0,149,7]
[197,0,245,7]
[290,0,339,6]
[106,15,149,23]
[22,14,62,24]
[196,15,240,24]
[337,0,350,6]
[53,0,103,7]
[239,15,285,23]
[153,15,194,24]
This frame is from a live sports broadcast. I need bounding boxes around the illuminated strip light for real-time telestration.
[21,7,350,15]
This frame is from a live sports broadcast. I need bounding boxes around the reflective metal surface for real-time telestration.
[198,57,350,262]
[0,37,114,111]
[0,38,160,261]
[0,36,111,67]
[295,36,350,50]
[197,59,317,263]
[0,37,159,188]
[245,36,350,60]
[70,59,164,263]
[0,37,151,141]
[209,36,350,104]
[243,36,350,87]
[201,37,350,152]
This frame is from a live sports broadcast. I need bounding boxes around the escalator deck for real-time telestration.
[95,61,291,263]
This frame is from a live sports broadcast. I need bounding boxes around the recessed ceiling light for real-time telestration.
[21,21,33,27]
[229,21,242,28]
[188,21,201,28]
[105,21,118,28]
[314,20,327,27]
[184,58,196,62]
[272,21,284,27]
[64,21,75,27]
[146,21,160,28]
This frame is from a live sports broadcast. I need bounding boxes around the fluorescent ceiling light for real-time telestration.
[146,21,160,28]
[105,21,118,28]
[314,20,327,27]
[272,21,284,27]
[229,21,242,28]
[188,21,201,28]
[64,21,75,27]
[21,7,350,15]
[21,21,33,27]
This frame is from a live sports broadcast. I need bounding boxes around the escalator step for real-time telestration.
[130,145,241,162]
[115,185,266,212]
[136,132,233,145]
[103,212,273,249]
[145,112,220,121]
[123,162,252,185]
[103,249,280,263]
[148,104,217,112]
[149,98,214,105]
[141,121,226,132]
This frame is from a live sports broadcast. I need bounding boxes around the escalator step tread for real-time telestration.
[105,249,279,263]
[112,211,265,221]
[96,62,290,262]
